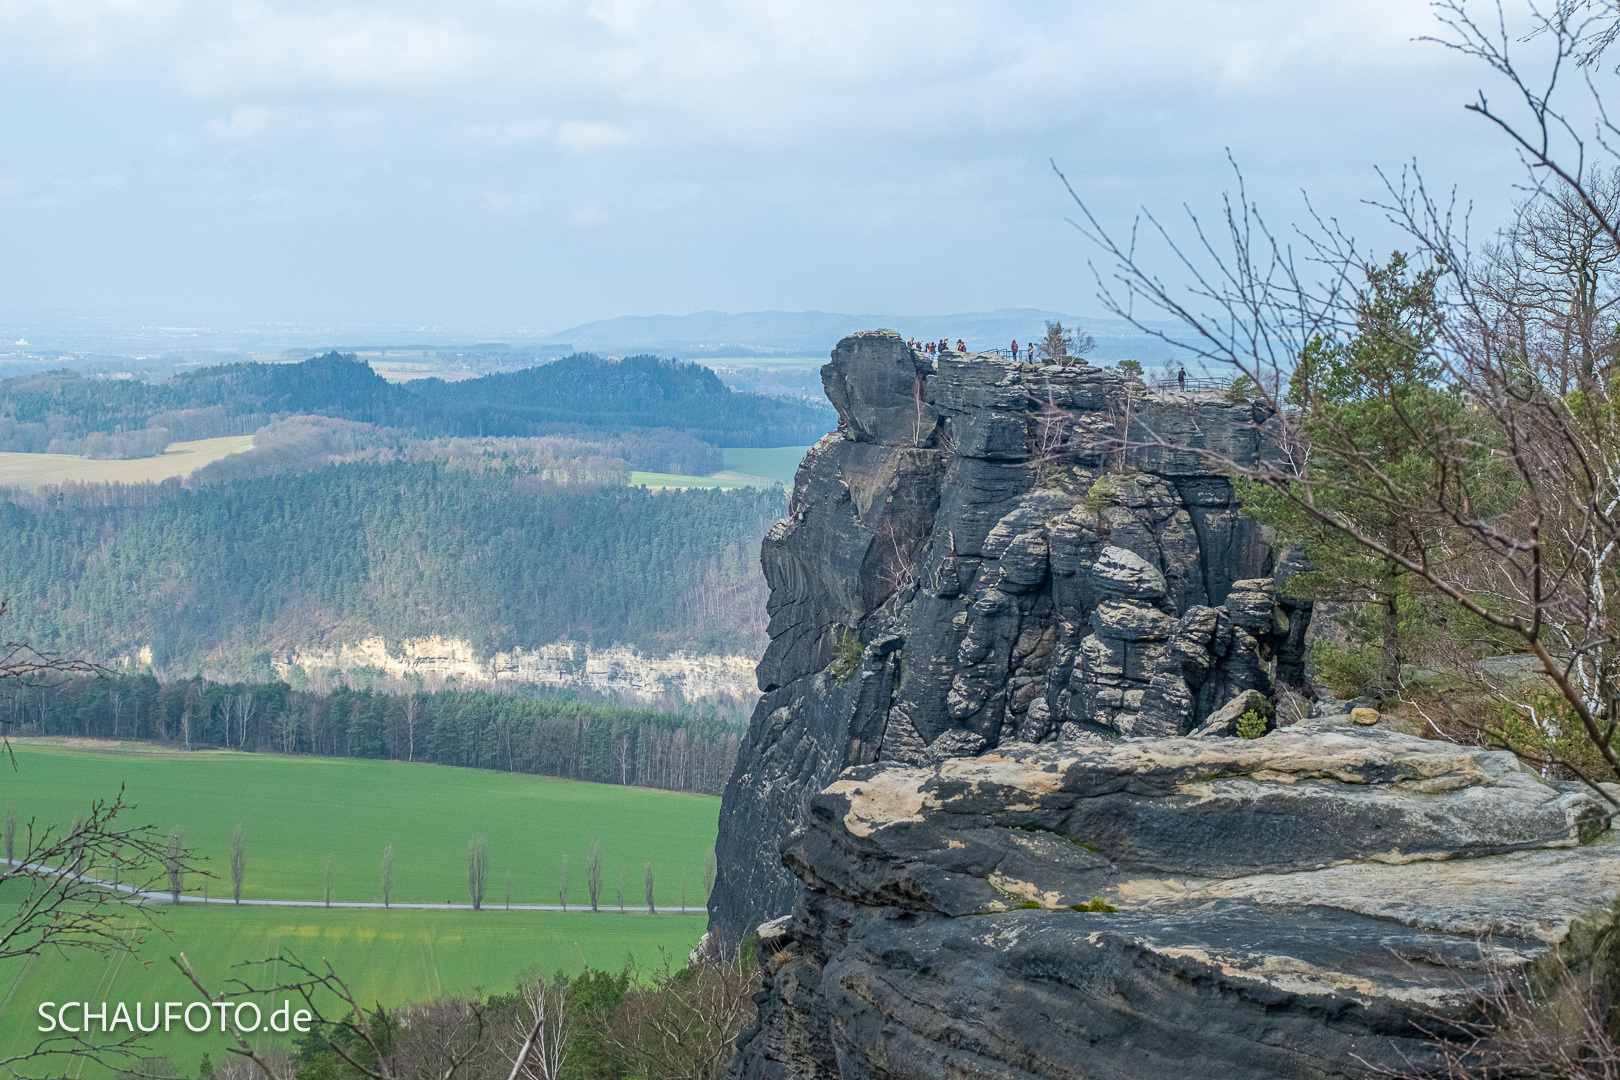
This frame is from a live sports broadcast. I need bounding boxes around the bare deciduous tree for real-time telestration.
[1037,320,1072,365]
[229,824,245,904]
[644,861,655,914]
[176,951,490,1080]
[5,805,14,864]
[579,956,758,1080]
[616,864,627,913]
[468,836,488,910]
[380,844,395,908]
[1475,167,1620,393]
[1054,0,1620,808]
[323,854,335,907]
[0,794,202,1075]
[585,840,602,912]
[164,827,185,902]
[402,695,419,762]
[557,854,571,911]
[702,849,717,901]
[504,980,568,1080]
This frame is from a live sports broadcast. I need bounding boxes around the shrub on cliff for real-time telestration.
[829,627,862,682]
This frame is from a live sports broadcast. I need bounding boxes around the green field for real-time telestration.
[0,743,718,1072]
[720,446,812,487]
[0,436,254,491]
[628,470,760,489]
[629,446,811,490]
[1,743,719,907]
[0,902,706,1075]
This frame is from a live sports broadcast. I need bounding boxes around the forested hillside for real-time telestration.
[9,676,740,795]
[0,461,781,675]
[0,351,833,452]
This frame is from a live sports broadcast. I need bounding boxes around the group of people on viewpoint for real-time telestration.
[909,337,969,357]
[905,334,1191,392]
[902,338,1059,363]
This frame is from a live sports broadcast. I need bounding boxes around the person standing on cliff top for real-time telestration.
[1178,366,1186,392]
[1011,340,1019,360]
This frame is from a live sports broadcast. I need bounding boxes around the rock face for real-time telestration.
[730,724,1620,1079]
[710,331,1306,950]
[710,332,1620,1076]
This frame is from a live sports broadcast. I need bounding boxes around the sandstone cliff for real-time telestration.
[278,636,758,711]
[711,331,1305,949]
[708,331,1620,1077]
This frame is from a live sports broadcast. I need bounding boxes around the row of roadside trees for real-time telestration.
[157,823,719,912]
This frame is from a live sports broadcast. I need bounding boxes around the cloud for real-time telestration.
[0,0,1533,328]
[173,10,482,96]
[554,121,629,151]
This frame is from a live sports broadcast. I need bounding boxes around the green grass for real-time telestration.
[0,902,706,1075]
[0,743,718,1073]
[720,447,811,487]
[1,743,718,908]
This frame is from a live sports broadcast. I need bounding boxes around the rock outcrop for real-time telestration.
[278,636,759,710]
[711,331,1305,950]
[709,331,1620,1077]
[730,723,1620,1079]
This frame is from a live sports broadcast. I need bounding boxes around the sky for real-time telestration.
[0,0,1557,338]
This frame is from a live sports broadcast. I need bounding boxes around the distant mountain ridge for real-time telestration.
[541,308,1196,362]
[0,351,835,451]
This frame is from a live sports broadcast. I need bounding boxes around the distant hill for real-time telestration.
[0,460,782,673]
[0,351,834,452]
[420,354,828,445]
[542,308,1197,363]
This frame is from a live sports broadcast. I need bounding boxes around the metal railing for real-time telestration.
[1147,375,1231,393]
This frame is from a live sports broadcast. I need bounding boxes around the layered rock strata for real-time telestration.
[729,723,1620,1079]
[711,331,1308,949]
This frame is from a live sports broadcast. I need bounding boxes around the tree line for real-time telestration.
[0,458,780,675]
[10,676,742,796]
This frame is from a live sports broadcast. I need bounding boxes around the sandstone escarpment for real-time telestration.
[711,331,1305,949]
[279,636,758,710]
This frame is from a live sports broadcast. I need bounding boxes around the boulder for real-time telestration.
[1089,545,1168,599]
[923,727,989,762]
[1090,600,1178,641]
[1224,577,1276,630]
[820,330,938,446]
